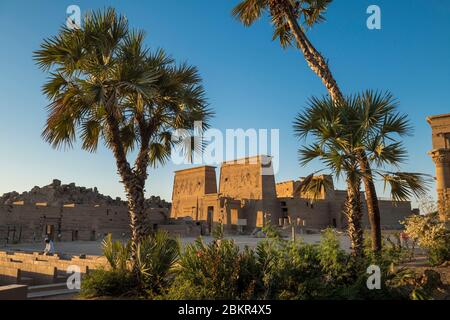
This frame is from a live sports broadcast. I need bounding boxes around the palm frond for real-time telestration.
[298,172,333,202]
[35,7,212,170]
[301,0,333,27]
[232,0,269,26]
[380,172,432,202]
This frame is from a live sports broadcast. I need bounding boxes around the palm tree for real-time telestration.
[232,0,344,103]
[294,96,365,256]
[294,93,430,256]
[232,1,399,254]
[235,1,429,256]
[34,8,212,271]
[349,91,431,253]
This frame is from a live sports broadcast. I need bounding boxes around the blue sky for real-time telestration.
[0,0,449,204]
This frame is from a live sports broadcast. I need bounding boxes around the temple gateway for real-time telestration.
[170,155,414,233]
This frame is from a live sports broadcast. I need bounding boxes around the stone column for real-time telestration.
[429,149,450,221]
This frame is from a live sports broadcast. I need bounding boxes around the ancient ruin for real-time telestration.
[171,156,414,232]
[427,113,450,222]
[0,180,172,244]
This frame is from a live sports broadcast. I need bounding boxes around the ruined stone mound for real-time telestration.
[0,179,170,209]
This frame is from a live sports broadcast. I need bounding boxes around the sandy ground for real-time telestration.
[1,233,352,256]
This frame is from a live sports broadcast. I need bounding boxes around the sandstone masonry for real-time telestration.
[427,113,450,222]
[171,156,415,232]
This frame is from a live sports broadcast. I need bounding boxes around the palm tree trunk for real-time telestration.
[125,184,146,270]
[345,177,364,257]
[358,151,382,253]
[282,3,344,104]
[105,111,146,273]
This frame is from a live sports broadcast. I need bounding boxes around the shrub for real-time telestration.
[363,232,414,266]
[254,229,358,300]
[386,268,449,300]
[165,227,416,300]
[259,239,325,299]
[102,233,130,271]
[317,229,353,283]
[402,214,450,266]
[82,227,446,300]
[165,234,259,300]
[136,230,180,296]
[81,231,180,298]
[80,269,138,298]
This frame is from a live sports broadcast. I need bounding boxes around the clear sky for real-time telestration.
[0,0,449,204]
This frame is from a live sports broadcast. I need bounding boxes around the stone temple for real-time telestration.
[428,113,450,222]
[170,155,414,233]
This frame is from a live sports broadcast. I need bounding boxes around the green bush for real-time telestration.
[102,233,130,271]
[165,227,423,300]
[258,229,416,300]
[81,230,180,299]
[402,214,450,266]
[165,235,259,300]
[81,227,445,300]
[363,232,414,267]
[260,239,326,299]
[136,230,180,296]
[80,269,138,298]
[267,229,366,300]
[317,229,354,283]
[428,245,450,266]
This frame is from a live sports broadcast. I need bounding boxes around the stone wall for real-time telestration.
[281,187,412,230]
[0,203,168,244]
[363,200,414,230]
[171,166,217,220]
[219,156,282,227]
[276,180,303,199]
[279,197,332,229]
[219,157,265,199]
[0,180,172,244]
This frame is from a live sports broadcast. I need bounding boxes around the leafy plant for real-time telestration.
[84,231,180,298]
[261,221,282,239]
[317,229,353,283]
[80,269,138,298]
[86,229,447,300]
[387,269,446,300]
[102,233,130,271]
[166,235,259,300]
[402,214,450,266]
[136,231,180,295]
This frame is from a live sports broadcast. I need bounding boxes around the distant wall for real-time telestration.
[0,203,167,244]
[279,197,332,229]
[276,181,301,198]
[362,200,413,230]
[280,193,412,230]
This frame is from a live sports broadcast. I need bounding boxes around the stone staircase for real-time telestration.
[27,283,78,299]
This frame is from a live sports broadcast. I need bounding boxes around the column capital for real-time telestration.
[428,148,450,164]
